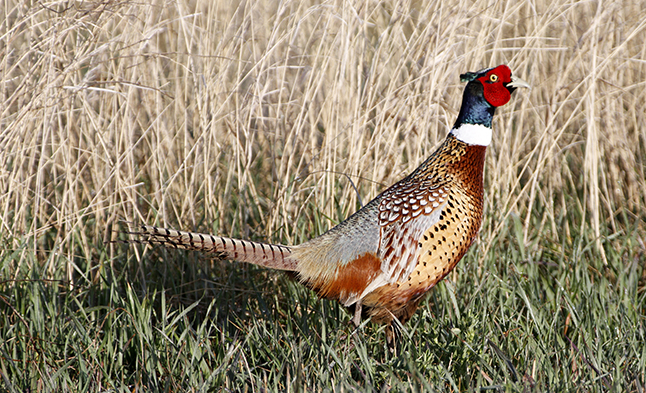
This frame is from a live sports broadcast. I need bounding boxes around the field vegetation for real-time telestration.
[1,0,645,390]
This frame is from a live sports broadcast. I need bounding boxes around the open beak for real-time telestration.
[506,75,530,91]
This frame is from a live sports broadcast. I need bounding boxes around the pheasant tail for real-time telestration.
[130,225,298,271]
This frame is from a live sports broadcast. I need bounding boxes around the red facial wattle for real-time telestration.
[478,65,512,107]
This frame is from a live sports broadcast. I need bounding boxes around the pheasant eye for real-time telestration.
[489,74,498,82]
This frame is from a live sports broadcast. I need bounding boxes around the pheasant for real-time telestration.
[130,64,529,336]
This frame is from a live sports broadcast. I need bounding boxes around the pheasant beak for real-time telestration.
[505,75,530,92]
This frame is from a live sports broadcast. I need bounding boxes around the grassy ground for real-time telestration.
[1,0,645,391]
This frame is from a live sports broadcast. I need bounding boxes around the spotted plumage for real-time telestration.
[128,64,529,338]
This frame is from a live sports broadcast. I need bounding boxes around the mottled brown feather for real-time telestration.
[305,252,382,304]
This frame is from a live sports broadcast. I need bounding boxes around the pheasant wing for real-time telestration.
[376,178,450,284]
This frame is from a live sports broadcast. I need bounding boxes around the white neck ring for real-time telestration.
[450,123,492,146]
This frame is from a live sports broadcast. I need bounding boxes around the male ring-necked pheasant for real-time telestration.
[130,64,528,336]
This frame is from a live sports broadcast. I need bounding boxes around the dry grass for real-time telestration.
[1,0,645,389]
[2,0,646,258]
[2,0,645,265]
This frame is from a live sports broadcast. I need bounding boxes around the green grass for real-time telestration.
[2,209,644,391]
[2,0,646,391]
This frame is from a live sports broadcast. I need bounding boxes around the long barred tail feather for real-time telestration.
[127,224,298,271]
